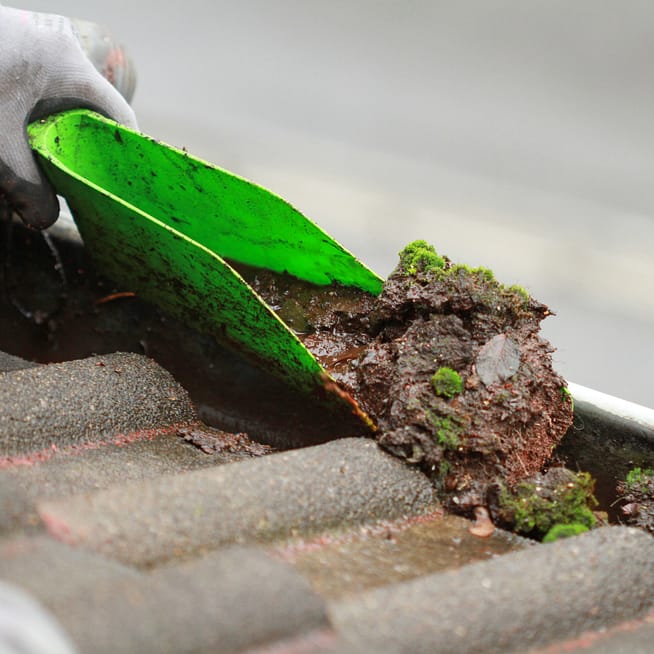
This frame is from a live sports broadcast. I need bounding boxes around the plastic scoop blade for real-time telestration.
[28,110,381,428]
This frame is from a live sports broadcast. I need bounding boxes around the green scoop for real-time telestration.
[28,110,383,428]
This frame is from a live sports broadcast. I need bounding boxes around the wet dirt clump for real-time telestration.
[352,243,575,517]
[246,240,576,528]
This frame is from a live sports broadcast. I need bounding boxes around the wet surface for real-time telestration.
[274,510,528,600]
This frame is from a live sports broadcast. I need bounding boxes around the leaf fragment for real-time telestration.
[476,333,520,386]
[469,506,495,538]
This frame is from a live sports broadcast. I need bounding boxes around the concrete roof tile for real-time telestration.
[530,610,654,654]
[0,352,196,459]
[57,546,329,654]
[0,428,252,534]
[0,536,329,654]
[0,535,137,606]
[0,351,39,373]
[330,527,654,654]
[37,438,437,567]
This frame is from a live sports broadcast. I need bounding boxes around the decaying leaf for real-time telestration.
[469,506,495,538]
[476,333,520,386]
[178,426,271,456]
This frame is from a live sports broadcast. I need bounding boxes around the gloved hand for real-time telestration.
[0,581,77,654]
[0,6,137,229]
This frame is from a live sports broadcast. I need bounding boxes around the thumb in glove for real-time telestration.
[0,6,138,229]
[0,581,78,654]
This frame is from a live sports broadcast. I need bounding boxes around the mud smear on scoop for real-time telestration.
[242,241,579,533]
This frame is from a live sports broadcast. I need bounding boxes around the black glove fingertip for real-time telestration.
[10,178,60,230]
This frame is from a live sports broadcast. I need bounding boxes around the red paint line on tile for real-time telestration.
[531,609,654,653]
[39,511,77,547]
[0,421,197,469]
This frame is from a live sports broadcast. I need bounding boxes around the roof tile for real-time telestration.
[330,526,654,654]
[0,536,329,654]
[37,438,437,567]
[0,352,196,459]
[0,427,251,534]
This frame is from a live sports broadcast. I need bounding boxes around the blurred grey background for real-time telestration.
[14,0,654,406]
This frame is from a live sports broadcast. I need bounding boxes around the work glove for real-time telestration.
[0,581,77,654]
[0,6,137,229]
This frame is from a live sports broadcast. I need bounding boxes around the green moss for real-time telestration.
[447,261,532,313]
[542,523,589,543]
[625,467,654,491]
[431,367,463,399]
[507,284,530,303]
[560,386,574,411]
[448,263,495,282]
[438,460,452,477]
[397,241,533,317]
[499,471,597,538]
[427,414,464,450]
[399,240,446,275]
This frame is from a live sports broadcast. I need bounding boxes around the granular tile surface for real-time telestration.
[330,527,654,654]
[0,352,194,459]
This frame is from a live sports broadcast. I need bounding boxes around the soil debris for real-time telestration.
[616,467,654,534]
[243,240,579,534]
[178,425,272,457]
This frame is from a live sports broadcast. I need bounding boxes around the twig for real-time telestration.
[95,291,137,305]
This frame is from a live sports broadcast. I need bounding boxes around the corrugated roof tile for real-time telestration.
[37,438,437,567]
[0,352,195,459]
[330,526,654,654]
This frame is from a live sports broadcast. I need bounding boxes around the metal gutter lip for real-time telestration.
[568,381,654,442]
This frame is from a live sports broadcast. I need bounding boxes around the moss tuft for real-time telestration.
[507,284,530,303]
[397,242,531,316]
[625,467,654,491]
[498,471,597,538]
[560,386,574,411]
[542,523,589,543]
[431,367,463,399]
[399,240,446,275]
[448,263,495,282]
[427,413,464,450]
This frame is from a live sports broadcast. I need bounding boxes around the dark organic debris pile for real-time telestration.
[245,240,584,537]
[617,467,654,534]
[178,425,273,457]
